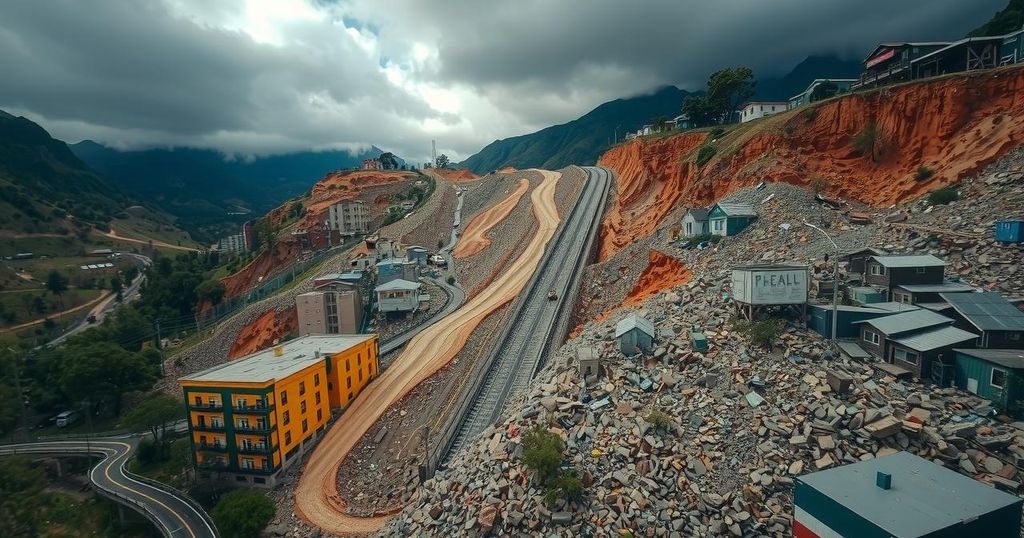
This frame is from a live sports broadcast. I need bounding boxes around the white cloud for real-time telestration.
[0,0,1007,164]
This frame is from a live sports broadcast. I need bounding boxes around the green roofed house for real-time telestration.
[940,291,1024,349]
[708,202,757,237]
[954,348,1024,410]
[615,314,655,356]
[794,451,1022,538]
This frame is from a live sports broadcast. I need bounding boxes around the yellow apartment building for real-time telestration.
[180,334,379,487]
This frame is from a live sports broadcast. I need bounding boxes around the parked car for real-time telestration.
[55,410,80,428]
[547,289,558,301]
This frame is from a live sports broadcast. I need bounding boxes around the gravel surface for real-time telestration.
[372,279,448,363]
[379,179,457,251]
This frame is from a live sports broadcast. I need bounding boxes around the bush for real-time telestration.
[801,107,818,122]
[695,144,717,167]
[544,470,584,505]
[852,122,881,161]
[915,165,935,181]
[709,127,725,139]
[522,425,564,483]
[809,177,829,194]
[928,185,959,205]
[211,489,275,538]
[645,410,674,434]
[734,317,783,349]
[135,439,163,465]
[446,276,455,285]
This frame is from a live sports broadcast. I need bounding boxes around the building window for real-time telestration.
[1008,332,1021,341]
[302,419,308,433]
[893,348,918,365]
[209,397,219,407]
[194,396,202,406]
[345,360,351,372]
[713,220,723,232]
[863,330,880,345]
[299,381,306,396]
[285,431,292,445]
[896,292,912,304]
[283,411,290,425]
[357,353,362,366]
[347,377,352,389]
[280,391,288,405]
[991,368,1007,389]
[317,409,323,421]
[358,370,363,383]
[314,373,321,386]
[915,267,927,274]
[236,398,246,409]
[315,392,321,405]
[300,400,307,413]
[869,264,885,276]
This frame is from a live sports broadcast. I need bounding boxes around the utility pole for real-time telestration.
[155,319,166,376]
[803,221,840,342]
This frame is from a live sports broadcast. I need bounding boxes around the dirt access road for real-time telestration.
[100,227,199,252]
[294,170,562,535]
[452,177,529,259]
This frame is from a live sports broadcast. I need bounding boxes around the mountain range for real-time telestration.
[459,54,861,174]
[71,142,399,241]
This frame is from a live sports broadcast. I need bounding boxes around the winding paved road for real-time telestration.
[0,438,217,538]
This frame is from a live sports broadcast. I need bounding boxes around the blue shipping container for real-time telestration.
[995,221,1023,243]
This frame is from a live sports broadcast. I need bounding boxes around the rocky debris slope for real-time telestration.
[379,179,457,250]
[387,150,1024,537]
[599,65,1024,260]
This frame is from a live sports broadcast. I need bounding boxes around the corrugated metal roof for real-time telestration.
[684,208,709,220]
[713,203,757,217]
[837,341,872,359]
[798,451,1021,537]
[853,309,952,335]
[375,279,421,291]
[871,254,945,268]
[941,292,1024,332]
[891,326,978,352]
[954,348,1024,370]
[863,302,920,313]
[895,282,975,293]
[615,314,655,338]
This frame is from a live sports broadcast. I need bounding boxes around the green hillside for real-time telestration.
[968,0,1024,37]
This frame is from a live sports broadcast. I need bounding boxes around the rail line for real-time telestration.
[441,166,610,459]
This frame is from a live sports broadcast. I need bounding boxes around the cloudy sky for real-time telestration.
[0,0,1004,163]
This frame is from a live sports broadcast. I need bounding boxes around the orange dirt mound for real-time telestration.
[303,170,413,228]
[577,250,691,335]
[497,166,517,174]
[598,66,1024,260]
[453,178,529,259]
[228,307,297,359]
[432,167,480,182]
[220,241,302,299]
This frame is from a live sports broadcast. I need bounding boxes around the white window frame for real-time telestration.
[869,264,885,276]
[713,219,724,231]
[1008,332,1021,342]
[991,367,1007,390]
[863,330,880,345]
[916,267,927,274]
[893,348,918,365]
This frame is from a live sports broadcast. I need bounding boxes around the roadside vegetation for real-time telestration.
[211,489,276,538]
[521,425,585,507]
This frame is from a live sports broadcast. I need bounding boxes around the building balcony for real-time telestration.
[237,444,276,455]
[190,402,223,410]
[195,443,228,453]
[238,466,276,475]
[234,424,272,434]
[192,423,226,432]
[198,461,230,471]
[232,403,274,414]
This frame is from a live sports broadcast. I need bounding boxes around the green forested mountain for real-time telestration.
[968,0,1024,37]
[0,111,127,234]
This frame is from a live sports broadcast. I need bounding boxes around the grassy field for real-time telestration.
[111,213,202,249]
[0,288,105,329]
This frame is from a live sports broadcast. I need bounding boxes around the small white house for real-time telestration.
[375,279,421,313]
[739,101,788,123]
[682,208,709,237]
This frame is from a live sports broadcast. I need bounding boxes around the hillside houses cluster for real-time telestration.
[625,24,1024,136]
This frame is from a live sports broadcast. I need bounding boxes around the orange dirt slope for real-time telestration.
[432,167,480,182]
[453,178,529,259]
[228,307,297,359]
[598,66,1024,260]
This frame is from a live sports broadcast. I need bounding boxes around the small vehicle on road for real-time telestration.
[55,410,80,428]
[547,289,558,301]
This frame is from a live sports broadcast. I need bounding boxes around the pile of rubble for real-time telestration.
[387,272,1024,536]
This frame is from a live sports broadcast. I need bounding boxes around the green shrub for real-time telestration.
[522,425,564,483]
[801,107,818,122]
[543,470,584,505]
[645,410,674,433]
[212,489,275,538]
[852,122,882,161]
[709,127,725,139]
[734,317,783,349]
[446,276,455,285]
[695,144,717,167]
[915,165,935,181]
[928,185,959,205]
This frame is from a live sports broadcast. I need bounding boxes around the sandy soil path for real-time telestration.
[100,228,199,252]
[294,170,562,535]
[453,178,529,259]
[0,290,111,333]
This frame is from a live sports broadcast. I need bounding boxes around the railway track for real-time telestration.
[444,166,610,457]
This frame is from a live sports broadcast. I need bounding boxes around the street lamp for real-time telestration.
[803,221,840,342]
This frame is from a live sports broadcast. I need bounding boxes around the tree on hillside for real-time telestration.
[212,489,276,538]
[649,115,670,132]
[45,270,68,311]
[435,154,450,169]
[681,67,757,126]
[120,393,184,457]
[852,122,882,162]
[58,341,155,417]
[196,278,226,305]
[0,457,47,537]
